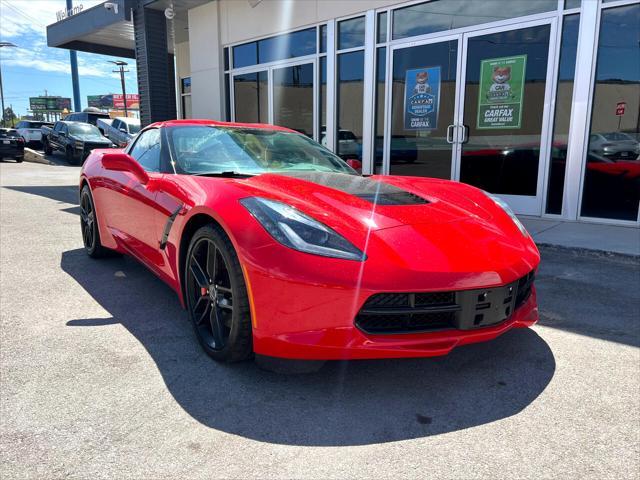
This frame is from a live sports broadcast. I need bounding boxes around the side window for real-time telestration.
[129,129,161,172]
[112,120,121,130]
[61,124,68,135]
[16,121,24,129]
[54,123,61,132]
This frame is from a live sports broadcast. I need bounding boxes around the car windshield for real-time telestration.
[127,123,141,134]
[602,132,634,141]
[169,126,357,175]
[69,124,102,137]
[0,129,18,137]
[25,122,46,128]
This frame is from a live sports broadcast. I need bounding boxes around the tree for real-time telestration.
[2,107,17,127]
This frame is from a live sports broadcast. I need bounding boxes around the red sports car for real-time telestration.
[79,120,539,366]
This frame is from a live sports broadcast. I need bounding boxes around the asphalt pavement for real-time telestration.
[1,160,639,479]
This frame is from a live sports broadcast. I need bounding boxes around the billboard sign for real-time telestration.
[477,55,527,129]
[113,94,140,109]
[29,97,72,112]
[87,94,114,109]
[403,66,440,130]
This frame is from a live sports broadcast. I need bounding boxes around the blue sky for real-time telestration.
[0,0,138,117]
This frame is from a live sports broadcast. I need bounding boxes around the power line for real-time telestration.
[3,1,47,28]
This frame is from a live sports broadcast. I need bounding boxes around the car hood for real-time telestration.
[74,135,110,143]
[233,171,499,232]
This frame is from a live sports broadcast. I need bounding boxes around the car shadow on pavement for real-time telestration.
[61,248,555,446]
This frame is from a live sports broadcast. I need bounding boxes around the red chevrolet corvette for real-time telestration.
[79,120,539,365]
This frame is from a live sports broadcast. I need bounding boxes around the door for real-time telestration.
[387,34,462,179]
[103,128,163,266]
[456,20,556,215]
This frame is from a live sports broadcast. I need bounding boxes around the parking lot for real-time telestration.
[1,159,639,479]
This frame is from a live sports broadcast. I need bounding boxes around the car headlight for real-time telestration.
[485,193,529,237]
[240,197,366,261]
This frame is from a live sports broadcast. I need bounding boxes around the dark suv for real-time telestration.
[64,111,112,131]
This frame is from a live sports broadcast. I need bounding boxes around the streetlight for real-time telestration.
[0,41,17,127]
[109,60,129,118]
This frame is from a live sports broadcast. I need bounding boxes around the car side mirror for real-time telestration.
[101,152,149,185]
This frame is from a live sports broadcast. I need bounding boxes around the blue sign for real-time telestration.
[404,66,440,130]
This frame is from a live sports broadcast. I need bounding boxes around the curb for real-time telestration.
[24,148,53,165]
[537,243,640,262]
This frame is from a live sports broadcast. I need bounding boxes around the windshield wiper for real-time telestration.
[193,171,255,178]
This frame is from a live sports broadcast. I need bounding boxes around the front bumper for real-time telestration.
[244,249,539,360]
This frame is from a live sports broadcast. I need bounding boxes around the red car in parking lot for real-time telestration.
[79,120,539,365]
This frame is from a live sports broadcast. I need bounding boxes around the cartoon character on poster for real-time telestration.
[404,67,441,130]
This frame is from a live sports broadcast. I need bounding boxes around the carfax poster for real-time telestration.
[477,55,527,129]
[404,66,441,130]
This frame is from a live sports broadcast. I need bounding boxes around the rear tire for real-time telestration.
[184,225,252,362]
[15,156,23,163]
[80,185,109,258]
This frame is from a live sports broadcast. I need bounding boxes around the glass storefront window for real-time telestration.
[390,40,458,179]
[224,74,230,121]
[336,51,364,161]
[546,14,580,215]
[338,16,365,50]
[233,71,268,123]
[273,63,314,137]
[320,25,327,53]
[374,47,386,173]
[581,3,640,221]
[233,28,316,68]
[565,0,581,9]
[319,56,326,137]
[377,12,387,44]
[223,47,229,71]
[392,0,557,40]
[459,25,551,196]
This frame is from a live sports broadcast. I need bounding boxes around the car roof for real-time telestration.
[147,119,297,133]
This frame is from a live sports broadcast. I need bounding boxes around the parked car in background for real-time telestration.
[64,110,112,132]
[16,120,53,147]
[100,117,141,147]
[42,121,115,164]
[588,132,640,160]
[0,128,25,162]
[321,127,362,160]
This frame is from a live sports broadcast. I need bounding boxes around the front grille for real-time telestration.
[356,271,535,334]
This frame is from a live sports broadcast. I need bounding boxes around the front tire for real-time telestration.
[66,146,77,165]
[184,225,252,362]
[43,139,52,155]
[80,185,109,258]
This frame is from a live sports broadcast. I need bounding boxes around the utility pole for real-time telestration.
[0,41,17,127]
[67,0,81,111]
[109,60,129,117]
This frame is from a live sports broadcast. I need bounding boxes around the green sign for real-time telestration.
[29,96,71,112]
[477,55,526,129]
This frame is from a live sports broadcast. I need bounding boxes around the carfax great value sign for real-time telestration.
[477,55,527,130]
[404,66,441,130]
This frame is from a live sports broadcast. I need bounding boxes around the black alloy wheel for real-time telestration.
[80,185,108,258]
[185,225,252,362]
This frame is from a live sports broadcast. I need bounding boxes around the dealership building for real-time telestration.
[47,0,639,225]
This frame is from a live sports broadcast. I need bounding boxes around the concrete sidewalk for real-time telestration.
[520,217,639,257]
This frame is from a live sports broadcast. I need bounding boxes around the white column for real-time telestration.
[361,10,376,174]
[563,0,600,220]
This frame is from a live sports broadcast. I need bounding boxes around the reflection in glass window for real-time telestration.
[233,42,257,69]
[338,16,365,50]
[273,63,314,137]
[336,51,364,161]
[232,28,316,68]
[565,0,580,9]
[224,74,230,121]
[258,28,316,64]
[581,4,640,221]
[319,56,326,138]
[223,47,229,71]
[546,15,580,215]
[377,12,387,44]
[374,47,386,173]
[393,0,557,40]
[233,71,268,123]
[320,25,327,53]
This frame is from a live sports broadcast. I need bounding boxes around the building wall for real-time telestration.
[218,0,405,45]
[188,1,224,119]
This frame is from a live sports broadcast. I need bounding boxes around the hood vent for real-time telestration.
[279,172,429,206]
